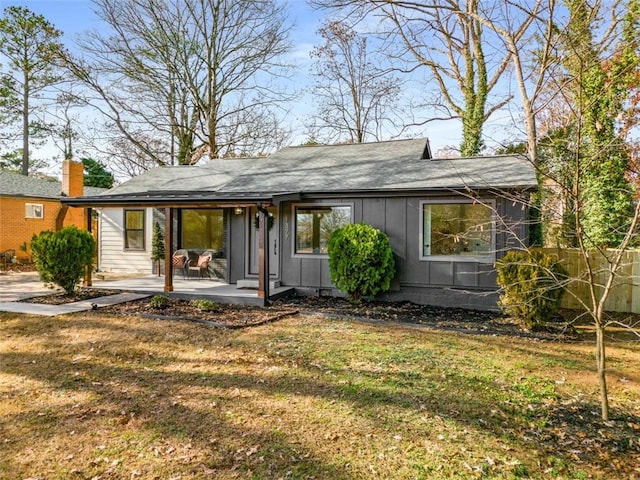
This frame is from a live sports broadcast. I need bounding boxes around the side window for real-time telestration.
[421,201,494,262]
[124,209,145,250]
[25,203,44,219]
[294,205,351,255]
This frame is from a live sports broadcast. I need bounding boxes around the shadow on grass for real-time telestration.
[1,312,639,478]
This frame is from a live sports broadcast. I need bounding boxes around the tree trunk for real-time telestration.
[22,74,29,176]
[595,323,609,420]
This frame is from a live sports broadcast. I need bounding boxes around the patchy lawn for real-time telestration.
[0,310,638,479]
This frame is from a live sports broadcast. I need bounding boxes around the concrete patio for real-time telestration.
[92,274,294,306]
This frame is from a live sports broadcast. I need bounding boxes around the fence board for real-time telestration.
[542,248,640,314]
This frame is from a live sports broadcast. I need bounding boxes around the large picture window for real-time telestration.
[181,209,225,251]
[421,201,494,261]
[295,205,351,255]
[124,209,145,250]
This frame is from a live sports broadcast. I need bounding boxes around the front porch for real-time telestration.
[92,275,294,307]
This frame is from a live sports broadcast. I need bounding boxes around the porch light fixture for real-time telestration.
[234,207,244,215]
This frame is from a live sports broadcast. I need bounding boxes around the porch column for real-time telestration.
[84,207,92,287]
[257,204,270,303]
[164,207,174,292]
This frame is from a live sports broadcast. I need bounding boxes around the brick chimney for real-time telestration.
[62,159,84,197]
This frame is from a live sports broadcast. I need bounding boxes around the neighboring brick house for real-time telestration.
[0,160,104,262]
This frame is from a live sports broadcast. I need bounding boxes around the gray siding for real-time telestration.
[278,193,528,310]
[228,211,245,283]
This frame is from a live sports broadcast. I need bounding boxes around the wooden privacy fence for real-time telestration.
[542,248,640,314]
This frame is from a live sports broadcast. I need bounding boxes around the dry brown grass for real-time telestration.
[1,311,639,479]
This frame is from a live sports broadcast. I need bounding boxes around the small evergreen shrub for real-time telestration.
[496,249,568,329]
[190,299,219,312]
[149,295,170,309]
[327,222,395,303]
[30,226,95,294]
[150,222,165,276]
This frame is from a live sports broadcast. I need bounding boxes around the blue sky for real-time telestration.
[0,0,324,54]
[0,0,466,174]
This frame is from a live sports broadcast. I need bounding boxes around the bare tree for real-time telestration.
[63,0,293,171]
[312,0,546,156]
[308,19,402,143]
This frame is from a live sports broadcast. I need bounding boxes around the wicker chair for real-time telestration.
[171,250,190,279]
[187,252,213,280]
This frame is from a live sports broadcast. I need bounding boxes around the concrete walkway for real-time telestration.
[0,272,149,316]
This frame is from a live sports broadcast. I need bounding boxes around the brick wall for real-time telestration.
[62,159,84,197]
[61,160,87,231]
[0,197,63,259]
[0,160,87,260]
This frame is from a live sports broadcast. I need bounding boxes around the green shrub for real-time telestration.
[327,222,395,303]
[149,295,170,309]
[30,226,95,294]
[190,299,218,312]
[496,249,568,329]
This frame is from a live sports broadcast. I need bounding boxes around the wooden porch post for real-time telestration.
[257,205,270,303]
[84,207,93,287]
[164,207,174,292]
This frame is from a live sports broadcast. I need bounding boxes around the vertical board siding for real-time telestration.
[228,213,245,284]
[543,248,640,314]
[385,197,407,284]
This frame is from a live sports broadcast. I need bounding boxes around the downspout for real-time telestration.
[84,207,93,287]
[164,207,174,292]
[257,204,270,304]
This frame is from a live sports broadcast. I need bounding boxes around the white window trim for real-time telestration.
[25,203,44,219]
[291,202,354,258]
[419,199,496,263]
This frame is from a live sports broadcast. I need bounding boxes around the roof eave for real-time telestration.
[60,191,283,208]
[60,184,536,208]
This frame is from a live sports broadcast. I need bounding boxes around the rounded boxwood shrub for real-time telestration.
[190,299,219,312]
[496,249,568,329]
[149,295,170,309]
[327,222,395,303]
[30,226,95,294]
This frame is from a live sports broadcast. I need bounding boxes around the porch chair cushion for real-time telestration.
[172,255,187,268]
[197,254,210,268]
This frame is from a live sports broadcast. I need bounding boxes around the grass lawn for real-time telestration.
[1,311,638,479]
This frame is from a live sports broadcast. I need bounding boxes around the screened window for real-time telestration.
[421,201,493,261]
[25,203,43,219]
[295,205,351,255]
[124,209,145,250]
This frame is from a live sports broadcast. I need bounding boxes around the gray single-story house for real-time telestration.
[62,138,537,310]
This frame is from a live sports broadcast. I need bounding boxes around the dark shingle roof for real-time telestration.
[65,139,537,205]
[0,170,106,199]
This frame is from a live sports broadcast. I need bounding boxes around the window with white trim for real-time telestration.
[294,205,351,255]
[25,203,44,219]
[420,200,494,262]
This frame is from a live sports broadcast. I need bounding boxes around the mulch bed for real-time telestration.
[100,296,300,328]
[0,262,36,274]
[21,288,123,305]
[20,287,583,338]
